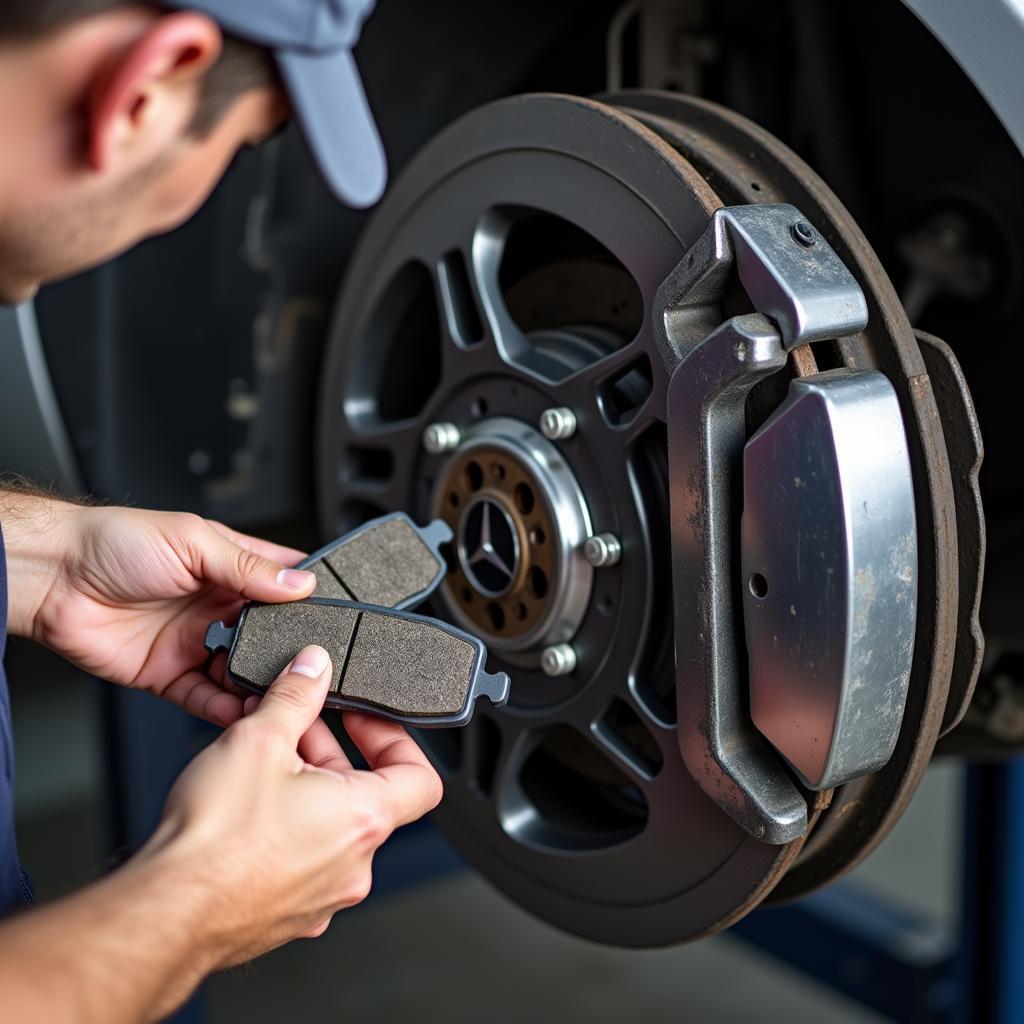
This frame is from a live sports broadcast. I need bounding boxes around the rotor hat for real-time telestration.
[164,0,387,207]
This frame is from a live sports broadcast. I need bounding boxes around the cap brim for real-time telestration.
[277,48,387,209]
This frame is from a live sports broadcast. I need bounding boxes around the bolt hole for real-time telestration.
[448,492,460,508]
[530,526,546,545]
[750,181,762,192]
[749,572,769,599]
[465,461,483,491]
[515,482,535,515]
[597,594,614,615]
[490,462,506,482]
[514,602,528,622]
[462,587,474,603]
[487,602,506,631]
[529,566,549,600]
[471,397,489,417]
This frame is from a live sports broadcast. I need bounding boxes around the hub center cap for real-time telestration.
[432,416,594,657]
[459,496,520,597]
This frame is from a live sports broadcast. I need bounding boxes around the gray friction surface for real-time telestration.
[342,614,476,716]
[325,518,441,607]
[229,603,359,693]
[310,561,353,600]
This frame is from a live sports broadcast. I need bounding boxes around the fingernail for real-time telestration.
[289,645,330,680]
[277,568,315,591]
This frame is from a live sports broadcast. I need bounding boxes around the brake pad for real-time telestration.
[205,598,510,727]
[298,512,452,610]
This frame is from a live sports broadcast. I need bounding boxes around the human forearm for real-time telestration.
[0,484,83,639]
[0,839,225,1024]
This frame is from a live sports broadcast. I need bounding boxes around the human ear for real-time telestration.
[86,11,222,173]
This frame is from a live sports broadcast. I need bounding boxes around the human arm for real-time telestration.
[0,645,443,1023]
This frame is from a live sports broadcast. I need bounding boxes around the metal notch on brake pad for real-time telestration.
[205,598,510,728]
[298,512,452,610]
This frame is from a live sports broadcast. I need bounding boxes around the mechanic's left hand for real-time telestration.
[29,506,315,726]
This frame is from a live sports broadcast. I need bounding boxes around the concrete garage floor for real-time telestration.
[9,640,960,1023]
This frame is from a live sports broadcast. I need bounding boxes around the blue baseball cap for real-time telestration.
[165,0,386,207]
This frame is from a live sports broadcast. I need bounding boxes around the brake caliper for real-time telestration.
[658,204,917,843]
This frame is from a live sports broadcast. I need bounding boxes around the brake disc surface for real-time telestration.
[315,93,959,944]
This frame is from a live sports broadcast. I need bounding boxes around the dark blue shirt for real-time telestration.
[0,527,32,915]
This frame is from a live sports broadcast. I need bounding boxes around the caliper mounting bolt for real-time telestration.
[540,643,578,677]
[791,220,817,247]
[540,407,577,440]
[422,422,461,454]
[583,533,622,567]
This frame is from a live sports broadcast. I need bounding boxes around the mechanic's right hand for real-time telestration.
[141,644,443,966]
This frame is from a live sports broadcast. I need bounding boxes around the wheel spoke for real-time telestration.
[469,715,530,811]
[548,339,665,444]
[434,246,486,350]
[331,417,425,521]
[467,212,537,371]
[559,341,642,398]
[588,689,672,786]
[457,711,506,798]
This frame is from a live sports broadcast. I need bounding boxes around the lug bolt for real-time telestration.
[791,220,817,247]
[584,533,622,567]
[422,421,461,454]
[540,643,578,677]
[540,407,577,441]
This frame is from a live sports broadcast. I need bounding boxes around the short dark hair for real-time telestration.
[0,0,278,136]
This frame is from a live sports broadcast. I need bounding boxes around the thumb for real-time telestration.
[198,522,316,602]
[250,645,333,745]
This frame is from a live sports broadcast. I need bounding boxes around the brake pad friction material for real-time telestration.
[340,613,476,716]
[299,513,452,610]
[309,561,353,601]
[229,602,359,693]
[207,598,510,727]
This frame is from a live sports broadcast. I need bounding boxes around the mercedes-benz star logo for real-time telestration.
[459,498,520,597]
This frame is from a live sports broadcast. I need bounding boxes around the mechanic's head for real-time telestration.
[0,0,384,303]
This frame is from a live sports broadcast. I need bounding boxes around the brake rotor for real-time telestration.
[315,92,959,944]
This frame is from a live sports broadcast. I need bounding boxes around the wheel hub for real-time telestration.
[432,417,593,657]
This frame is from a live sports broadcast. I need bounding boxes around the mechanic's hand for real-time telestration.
[142,646,444,964]
[30,505,316,725]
